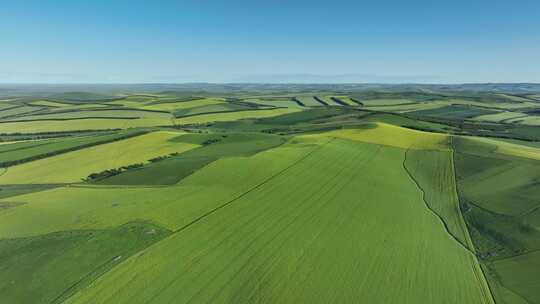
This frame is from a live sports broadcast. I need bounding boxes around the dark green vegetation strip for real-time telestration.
[0,130,147,167]
[453,136,540,304]
[291,97,305,106]
[312,96,329,106]
[256,107,349,125]
[93,132,286,185]
[0,221,171,304]
[0,184,59,200]
[403,148,471,251]
[49,92,124,103]
[173,102,271,118]
[386,110,540,141]
[0,116,140,123]
[351,90,528,104]
[409,105,498,120]
[330,97,350,106]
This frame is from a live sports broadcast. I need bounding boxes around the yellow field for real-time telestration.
[468,136,540,161]
[0,131,199,184]
[301,123,449,150]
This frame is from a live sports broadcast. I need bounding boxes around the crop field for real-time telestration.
[1,109,171,121]
[0,131,198,184]
[141,98,226,112]
[29,100,74,107]
[507,115,540,126]
[174,108,299,125]
[0,117,174,133]
[409,105,499,120]
[362,98,418,106]
[0,86,538,304]
[0,105,44,118]
[0,130,143,166]
[243,98,305,108]
[474,111,528,123]
[294,96,326,107]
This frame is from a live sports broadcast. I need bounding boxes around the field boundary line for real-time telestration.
[171,137,335,235]
[489,248,540,263]
[402,147,494,304]
[401,149,472,252]
[450,136,497,304]
[0,130,149,168]
[67,137,335,301]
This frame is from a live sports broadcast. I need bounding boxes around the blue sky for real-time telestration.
[1,0,539,83]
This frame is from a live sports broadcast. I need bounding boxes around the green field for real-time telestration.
[0,130,144,166]
[174,108,299,125]
[410,105,498,120]
[1,86,539,304]
[0,131,198,184]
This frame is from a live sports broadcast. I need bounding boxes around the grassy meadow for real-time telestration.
[0,86,538,303]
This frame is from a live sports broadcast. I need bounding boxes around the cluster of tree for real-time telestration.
[86,151,187,182]
[148,152,180,163]
[85,163,144,181]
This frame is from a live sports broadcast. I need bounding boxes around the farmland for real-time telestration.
[0,84,538,304]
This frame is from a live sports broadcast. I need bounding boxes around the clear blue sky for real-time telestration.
[1,0,539,83]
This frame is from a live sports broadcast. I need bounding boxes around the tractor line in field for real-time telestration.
[170,138,335,236]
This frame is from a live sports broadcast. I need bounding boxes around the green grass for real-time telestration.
[0,221,171,304]
[243,98,302,108]
[507,115,540,126]
[0,130,143,166]
[50,92,120,102]
[29,100,73,107]
[2,109,171,121]
[0,105,44,118]
[453,137,540,216]
[96,132,286,185]
[295,96,325,107]
[473,111,527,123]
[3,89,539,303]
[174,108,300,125]
[362,98,418,106]
[453,135,540,304]
[403,149,472,248]
[60,138,491,304]
[0,117,174,133]
[173,102,259,118]
[0,131,199,184]
[410,105,498,120]
[0,185,58,200]
[364,112,457,133]
[302,123,449,150]
[0,136,318,238]
[256,107,346,125]
[489,251,540,304]
[141,98,226,112]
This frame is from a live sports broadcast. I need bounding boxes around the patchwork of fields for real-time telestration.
[0,88,538,304]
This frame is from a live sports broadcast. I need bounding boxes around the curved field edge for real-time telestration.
[0,131,199,184]
[0,136,323,239]
[452,136,540,304]
[0,221,172,304]
[403,145,494,304]
[62,138,492,304]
